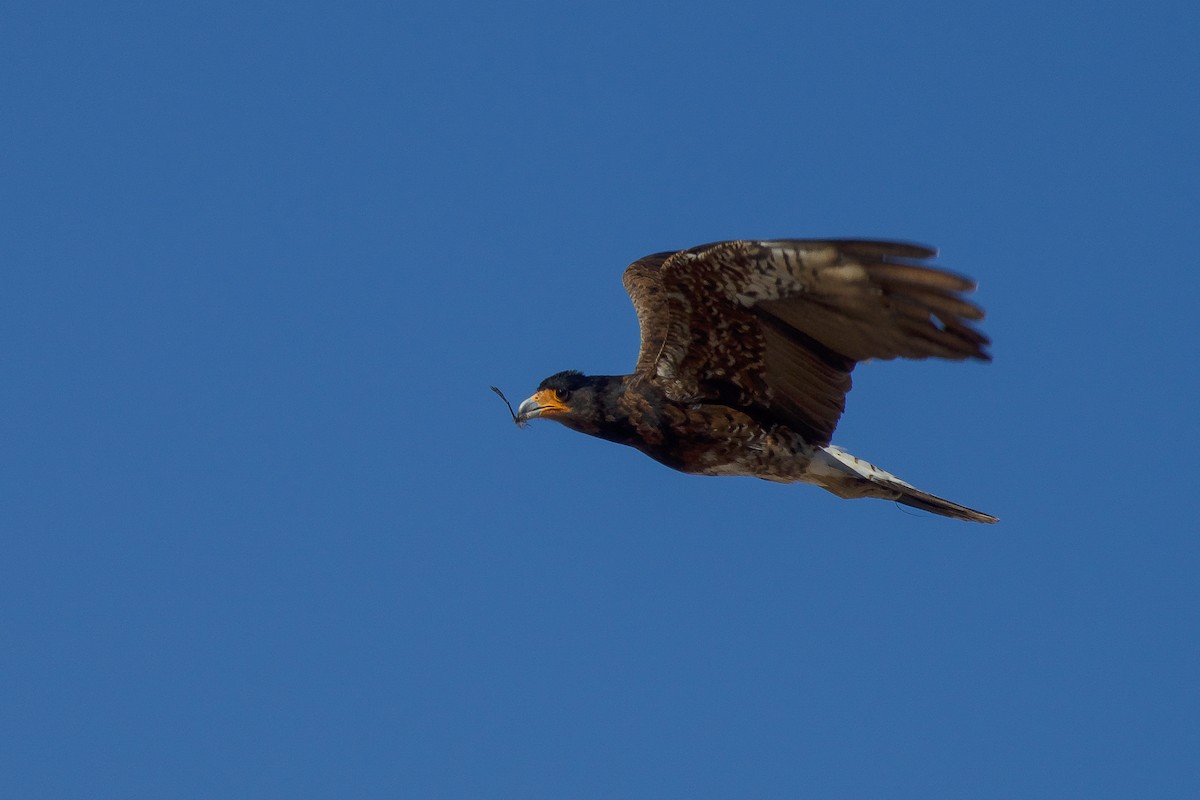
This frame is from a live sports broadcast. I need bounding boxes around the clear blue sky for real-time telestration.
[4,1,1198,797]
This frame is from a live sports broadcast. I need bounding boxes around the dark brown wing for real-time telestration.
[621,251,678,378]
[621,239,989,446]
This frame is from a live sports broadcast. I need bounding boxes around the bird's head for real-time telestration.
[516,370,604,430]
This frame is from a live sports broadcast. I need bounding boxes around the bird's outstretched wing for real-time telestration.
[621,239,989,446]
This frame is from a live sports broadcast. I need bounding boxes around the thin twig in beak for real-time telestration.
[490,385,524,427]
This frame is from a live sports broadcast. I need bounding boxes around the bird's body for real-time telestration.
[533,373,814,479]
[512,239,996,523]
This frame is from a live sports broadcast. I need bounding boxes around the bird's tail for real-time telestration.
[809,445,997,524]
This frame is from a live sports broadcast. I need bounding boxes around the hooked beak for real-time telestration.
[516,389,569,425]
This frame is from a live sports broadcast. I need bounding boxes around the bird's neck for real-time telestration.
[571,375,669,446]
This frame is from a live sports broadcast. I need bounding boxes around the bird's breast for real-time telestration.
[609,395,816,480]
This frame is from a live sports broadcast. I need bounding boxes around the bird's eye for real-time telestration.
[554,389,571,403]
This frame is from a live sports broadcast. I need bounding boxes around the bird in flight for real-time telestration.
[504,239,996,523]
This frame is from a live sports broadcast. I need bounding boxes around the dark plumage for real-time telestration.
[514,239,996,523]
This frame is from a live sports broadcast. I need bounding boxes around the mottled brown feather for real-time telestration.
[622,251,677,381]
[622,239,989,446]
